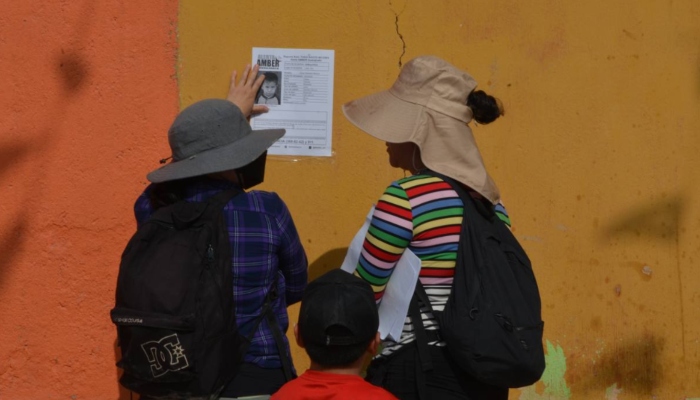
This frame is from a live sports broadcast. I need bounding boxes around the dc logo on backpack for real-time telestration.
[141,334,190,378]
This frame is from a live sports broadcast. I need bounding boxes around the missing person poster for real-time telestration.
[251,47,335,157]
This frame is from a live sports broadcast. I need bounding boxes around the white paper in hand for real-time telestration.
[378,249,420,341]
[339,206,422,342]
[340,206,374,274]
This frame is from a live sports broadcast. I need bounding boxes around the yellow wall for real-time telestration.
[178,0,700,398]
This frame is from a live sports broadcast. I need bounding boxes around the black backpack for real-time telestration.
[111,189,287,398]
[411,172,545,389]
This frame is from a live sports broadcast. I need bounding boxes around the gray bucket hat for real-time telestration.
[147,99,285,183]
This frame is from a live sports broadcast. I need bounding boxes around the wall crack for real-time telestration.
[390,1,406,68]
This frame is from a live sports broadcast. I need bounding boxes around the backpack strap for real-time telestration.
[425,171,495,221]
[408,170,493,398]
[207,187,244,209]
[265,291,295,381]
[149,187,243,226]
[238,272,295,382]
[203,188,245,309]
[422,170,490,316]
[408,284,432,400]
[409,287,433,368]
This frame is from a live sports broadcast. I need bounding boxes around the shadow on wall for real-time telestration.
[54,0,94,94]
[0,217,28,289]
[0,143,31,288]
[308,247,350,281]
[574,334,664,396]
[602,194,685,241]
[57,50,91,92]
[0,142,32,182]
[0,48,91,290]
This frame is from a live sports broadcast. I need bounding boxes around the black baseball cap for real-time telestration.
[299,269,379,347]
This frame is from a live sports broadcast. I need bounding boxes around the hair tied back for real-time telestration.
[467,90,504,125]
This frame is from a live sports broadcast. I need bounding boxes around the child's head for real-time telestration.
[296,269,379,368]
[261,72,279,98]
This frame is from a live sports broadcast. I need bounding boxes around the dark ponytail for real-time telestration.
[467,90,503,125]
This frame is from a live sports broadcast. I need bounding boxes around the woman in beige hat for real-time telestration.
[342,56,509,399]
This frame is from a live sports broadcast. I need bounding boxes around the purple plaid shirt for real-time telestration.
[134,178,308,369]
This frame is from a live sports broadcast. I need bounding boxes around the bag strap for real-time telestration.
[423,170,495,221]
[409,287,432,367]
[410,168,484,317]
[422,170,491,313]
[408,286,432,400]
[207,187,243,209]
[408,170,492,398]
[263,273,295,381]
[149,187,243,226]
[238,272,295,382]
[265,298,295,381]
[204,188,245,306]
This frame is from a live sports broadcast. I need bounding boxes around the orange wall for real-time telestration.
[0,1,178,398]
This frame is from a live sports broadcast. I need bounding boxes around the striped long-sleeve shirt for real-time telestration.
[355,173,510,357]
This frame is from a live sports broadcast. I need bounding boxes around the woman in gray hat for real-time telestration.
[134,64,308,398]
[342,56,509,399]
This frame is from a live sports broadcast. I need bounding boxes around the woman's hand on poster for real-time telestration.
[227,63,269,119]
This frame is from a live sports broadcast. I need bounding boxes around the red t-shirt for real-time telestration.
[271,370,397,400]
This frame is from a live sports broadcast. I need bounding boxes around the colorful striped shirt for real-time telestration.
[354,173,509,356]
[134,178,308,370]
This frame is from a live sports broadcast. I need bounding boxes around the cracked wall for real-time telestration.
[179,1,700,398]
[390,0,407,67]
[1,0,699,398]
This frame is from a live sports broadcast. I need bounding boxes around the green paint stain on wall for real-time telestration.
[517,341,697,399]
[605,383,622,400]
[519,386,555,400]
[519,340,571,400]
[541,341,571,398]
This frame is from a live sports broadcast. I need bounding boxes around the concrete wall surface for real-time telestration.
[1,0,699,398]
[0,1,179,398]
[178,1,700,399]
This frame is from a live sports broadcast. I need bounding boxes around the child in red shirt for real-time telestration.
[272,270,396,400]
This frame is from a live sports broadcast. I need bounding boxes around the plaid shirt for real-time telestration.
[134,178,308,369]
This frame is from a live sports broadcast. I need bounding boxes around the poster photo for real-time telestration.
[250,48,335,157]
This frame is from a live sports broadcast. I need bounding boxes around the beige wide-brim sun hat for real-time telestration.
[342,55,501,204]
